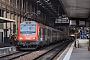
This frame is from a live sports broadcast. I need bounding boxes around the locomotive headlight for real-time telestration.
[20,37,23,40]
[33,37,36,39]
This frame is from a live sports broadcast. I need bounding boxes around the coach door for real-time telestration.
[39,27,41,40]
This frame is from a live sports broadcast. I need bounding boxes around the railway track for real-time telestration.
[0,40,72,60]
[33,41,70,60]
[0,51,32,60]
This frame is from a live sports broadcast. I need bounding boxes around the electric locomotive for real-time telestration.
[17,21,67,49]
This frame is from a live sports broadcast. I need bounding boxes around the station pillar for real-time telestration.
[88,22,90,51]
[75,27,77,47]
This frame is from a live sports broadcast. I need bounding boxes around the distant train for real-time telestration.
[16,21,67,49]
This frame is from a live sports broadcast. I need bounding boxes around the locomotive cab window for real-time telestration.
[20,24,36,35]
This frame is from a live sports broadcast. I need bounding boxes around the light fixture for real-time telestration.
[37,0,40,3]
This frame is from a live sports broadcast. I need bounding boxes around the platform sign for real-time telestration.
[70,20,76,26]
[55,17,69,26]
[79,21,85,26]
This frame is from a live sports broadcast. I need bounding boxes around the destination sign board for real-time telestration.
[55,18,69,23]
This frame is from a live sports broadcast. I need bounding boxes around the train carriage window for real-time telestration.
[48,29,50,36]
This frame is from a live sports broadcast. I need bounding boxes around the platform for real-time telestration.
[57,39,90,60]
[0,43,16,56]
[69,48,90,60]
[0,43,11,48]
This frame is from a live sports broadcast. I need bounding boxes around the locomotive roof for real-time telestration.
[47,26,63,32]
[20,21,36,25]
[20,21,63,32]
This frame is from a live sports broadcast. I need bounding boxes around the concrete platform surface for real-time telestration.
[0,43,12,48]
[57,40,90,60]
[70,48,90,60]
[0,46,16,56]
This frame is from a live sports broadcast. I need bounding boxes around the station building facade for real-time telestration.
[0,0,36,43]
[0,0,54,43]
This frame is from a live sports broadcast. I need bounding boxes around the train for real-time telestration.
[16,21,67,49]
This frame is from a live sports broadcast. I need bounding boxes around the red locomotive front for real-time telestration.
[17,21,40,49]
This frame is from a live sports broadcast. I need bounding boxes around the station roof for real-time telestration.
[29,0,90,29]
[37,0,90,20]
[0,17,15,23]
[59,0,90,20]
[35,0,65,18]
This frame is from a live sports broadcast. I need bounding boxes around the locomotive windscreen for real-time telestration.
[20,21,36,34]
